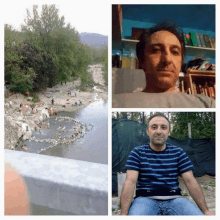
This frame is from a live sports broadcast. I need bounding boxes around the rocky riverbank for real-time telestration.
[4,64,107,150]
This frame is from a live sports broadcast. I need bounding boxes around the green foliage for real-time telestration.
[5,4,104,93]
[112,112,148,124]
[170,112,215,140]
[112,112,215,140]
[182,192,189,197]
[5,25,36,93]
[19,41,58,91]
[101,46,108,85]
[32,93,40,102]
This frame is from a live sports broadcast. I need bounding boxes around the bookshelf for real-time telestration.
[181,69,215,99]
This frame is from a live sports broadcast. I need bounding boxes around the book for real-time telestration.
[185,33,193,46]
[204,88,208,96]
[203,82,209,96]
[203,34,211,48]
[192,82,197,94]
[190,32,198,46]
[181,80,185,93]
[198,84,204,95]
[199,33,206,47]
[208,36,214,48]
[182,33,188,46]
[195,33,202,47]
[208,87,215,98]
[211,37,215,48]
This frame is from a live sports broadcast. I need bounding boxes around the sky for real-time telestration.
[3,1,110,36]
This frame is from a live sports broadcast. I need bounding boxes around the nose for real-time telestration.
[161,49,172,65]
[155,127,162,134]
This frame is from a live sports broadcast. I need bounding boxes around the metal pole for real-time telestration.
[188,123,192,138]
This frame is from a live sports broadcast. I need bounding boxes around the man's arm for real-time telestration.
[120,170,139,215]
[181,170,214,215]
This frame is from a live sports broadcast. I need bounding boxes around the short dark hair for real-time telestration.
[136,22,185,66]
[147,112,171,131]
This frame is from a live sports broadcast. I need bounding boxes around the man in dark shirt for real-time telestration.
[120,113,214,215]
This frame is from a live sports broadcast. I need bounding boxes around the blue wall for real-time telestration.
[122,4,215,35]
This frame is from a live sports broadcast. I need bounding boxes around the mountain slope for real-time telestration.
[79,32,108,49]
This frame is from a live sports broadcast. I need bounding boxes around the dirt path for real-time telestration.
[112,174,215,215]
[4,64,107,150]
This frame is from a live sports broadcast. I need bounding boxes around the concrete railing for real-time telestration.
[4,149,108,215]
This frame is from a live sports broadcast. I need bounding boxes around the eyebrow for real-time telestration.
[149,43,181,50]
[151,123,168,127]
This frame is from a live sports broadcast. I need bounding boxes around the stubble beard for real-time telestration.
[151,135,166,147]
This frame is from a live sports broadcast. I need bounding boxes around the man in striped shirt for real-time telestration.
[120,113,214,215]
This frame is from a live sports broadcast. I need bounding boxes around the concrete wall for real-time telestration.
[112,68,146,94]
[5,150,108,215]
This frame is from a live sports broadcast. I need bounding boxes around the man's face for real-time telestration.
[142,30,182,92]
[147,116,170,148]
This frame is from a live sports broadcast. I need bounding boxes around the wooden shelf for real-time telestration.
[185,45,215,51]
[122,38,139,43]
[182,70,215,98]
[186,69,215,76]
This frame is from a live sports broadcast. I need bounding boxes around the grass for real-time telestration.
[182,192,189,197]
[208,181,215,187]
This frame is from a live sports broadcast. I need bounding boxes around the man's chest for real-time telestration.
[138,153,179,175]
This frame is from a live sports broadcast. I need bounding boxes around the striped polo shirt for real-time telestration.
[125,143,194,196]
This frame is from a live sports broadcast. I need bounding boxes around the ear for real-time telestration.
[146,128,149,136]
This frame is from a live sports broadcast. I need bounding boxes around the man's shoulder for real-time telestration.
[193,94,215,108]
[167,143,184,152]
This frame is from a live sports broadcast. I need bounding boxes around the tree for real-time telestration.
[170,112,215,140]
[22,5,65,51]
[19,40,58,91]
[22,5,93,84]
[100,46,108,85]
[4,25,36,93]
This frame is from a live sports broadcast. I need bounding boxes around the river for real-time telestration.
[17,99,108,165]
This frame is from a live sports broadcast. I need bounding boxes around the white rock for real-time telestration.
[22,130,32,140]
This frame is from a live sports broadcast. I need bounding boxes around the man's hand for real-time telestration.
[203,210,215,215]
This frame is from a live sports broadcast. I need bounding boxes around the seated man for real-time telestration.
[112,23,215,108]
[120,113,214,215]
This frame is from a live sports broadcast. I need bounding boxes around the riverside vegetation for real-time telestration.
[5,4,108,96]
[4,5,108,150]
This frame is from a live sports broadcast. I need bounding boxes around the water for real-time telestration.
[18,99,108,165]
